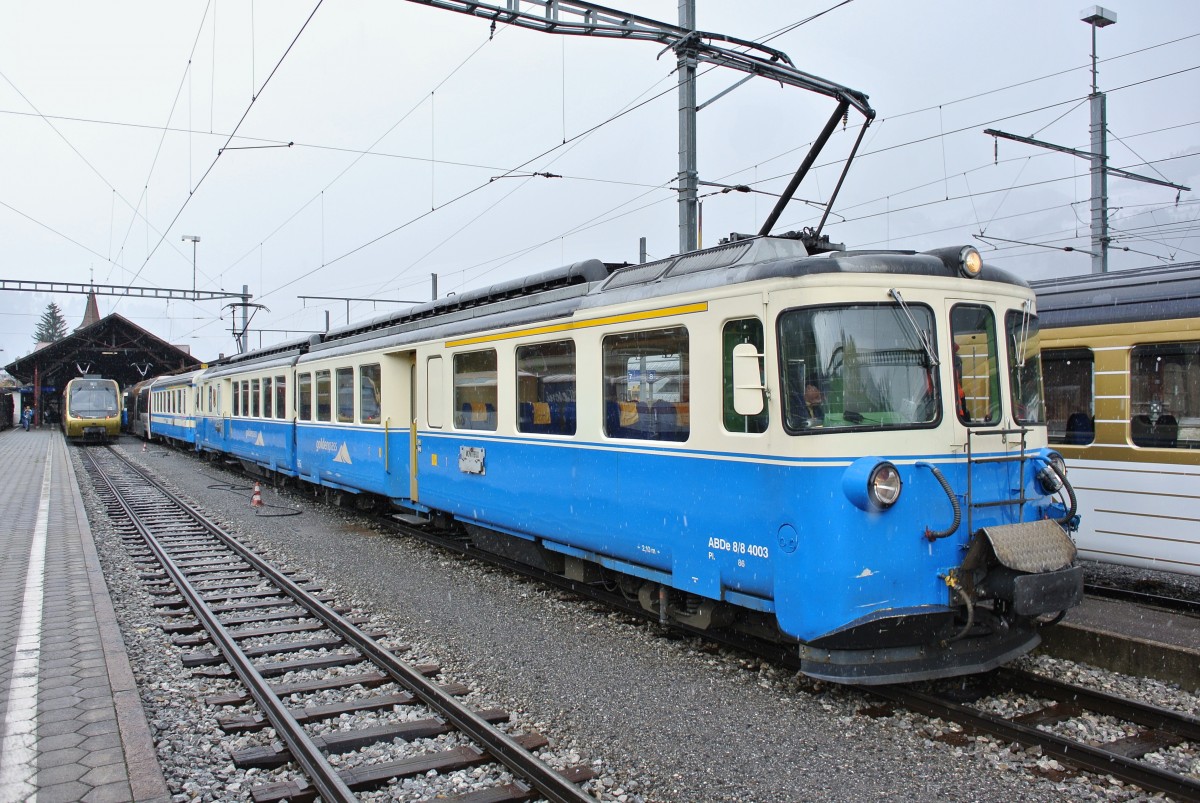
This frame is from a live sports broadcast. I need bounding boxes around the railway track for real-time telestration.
[81,445,595,802]
[371,513,1200,800]
[1084,583,1200,616]
[106,446,1198,800]
[863,669,1200,801]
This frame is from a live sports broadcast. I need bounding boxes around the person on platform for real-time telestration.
[21,405,33,431]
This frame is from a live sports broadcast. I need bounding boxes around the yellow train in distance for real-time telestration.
[62,376,122,443]
[1034,263,1200,576]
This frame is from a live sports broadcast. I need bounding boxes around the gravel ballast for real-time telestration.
[79,442,1198,801]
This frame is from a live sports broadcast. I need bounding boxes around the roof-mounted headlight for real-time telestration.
[960,246,982,278]
[922,245,984,278]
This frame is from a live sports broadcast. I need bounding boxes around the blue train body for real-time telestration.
[172,236,1082,683]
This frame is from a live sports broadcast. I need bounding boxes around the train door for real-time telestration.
[947,299,1026,526]
[947,301,1003,431]
[381,350,416,503]
[219,377,233,450]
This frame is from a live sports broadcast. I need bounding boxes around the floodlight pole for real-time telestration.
[1082,6,1116,273]
[182,235,201,297]
[677,0,698,254]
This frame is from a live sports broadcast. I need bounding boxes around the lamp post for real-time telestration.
[1080,6,1117,273]
[181,235,201,297]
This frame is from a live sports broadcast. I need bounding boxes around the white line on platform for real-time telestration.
[0,440,53,803]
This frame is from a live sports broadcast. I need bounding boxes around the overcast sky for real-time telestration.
[2,1,1197,367]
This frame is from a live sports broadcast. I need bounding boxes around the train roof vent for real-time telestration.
[665,240,753,278]
[599,258,675,291]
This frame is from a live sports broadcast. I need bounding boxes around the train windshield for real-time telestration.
[778,304,939,433]
[69,380,118,417]
[1006,307,1045,425]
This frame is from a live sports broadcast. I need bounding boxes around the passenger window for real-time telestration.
[250,379,261,418]
[1043,348,1094,445]
[360,364,381,424]
[950,305,1001,426]
[232,384,240,417]
[241,381,251,419]
[602,327,689,441]
[454,350,498,431]
[315,370,331,422]
[516,341,576,435]
[723,319,768,433]
[297,373,312,421]
[263,378,273,418]
[335,367,354,423]
[275,375,287,419]
[1131,342,1199,449]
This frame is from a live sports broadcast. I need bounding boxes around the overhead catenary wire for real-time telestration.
[283,5,870,314]
[37,9,1190,348]
[120,0,326,293]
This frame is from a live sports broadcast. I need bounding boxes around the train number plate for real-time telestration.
[459,446,485,475]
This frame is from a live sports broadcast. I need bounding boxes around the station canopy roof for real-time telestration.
[4,313,201,391]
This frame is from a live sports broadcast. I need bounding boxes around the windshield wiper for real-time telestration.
[1013,299,1033,368]
[888,289,939,367]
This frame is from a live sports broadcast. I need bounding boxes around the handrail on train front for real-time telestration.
[965,426,1031,538]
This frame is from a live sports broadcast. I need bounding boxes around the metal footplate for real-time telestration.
[976,519,1077,572]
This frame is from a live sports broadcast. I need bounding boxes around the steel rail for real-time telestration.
[83,448,357,802]
[169,452,1199,800]
[866,684,1200,801]
[377,516,1200,800]
[996,667,1200,741]
[1084,583,1200,616]
[102,447,592,803]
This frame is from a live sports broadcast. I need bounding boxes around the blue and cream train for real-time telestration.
[134,233,1084,684]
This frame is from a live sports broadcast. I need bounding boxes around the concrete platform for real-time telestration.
[1038,594,1200,691]
[0,427,168,802]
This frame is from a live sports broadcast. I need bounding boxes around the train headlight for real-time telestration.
[959,246,983,278]
[869,462,902,509]
[843,457,903,511]
[922,245,983,278]
[1037,453,1067,494]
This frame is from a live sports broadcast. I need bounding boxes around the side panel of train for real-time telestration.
[123,381,151,437]
[62,377,122,442]
[293,354,399,495]
[1040,316,1200,575]
[193,242,1084,683]
[405,278,1067,643]
[197,354,299,475]
[149,374,200,446]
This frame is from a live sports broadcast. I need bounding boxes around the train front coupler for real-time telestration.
[957,519,1084,620]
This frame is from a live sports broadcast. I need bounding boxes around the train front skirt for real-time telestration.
[798,519,1083,684]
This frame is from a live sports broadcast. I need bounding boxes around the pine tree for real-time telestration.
[33,302,69,344]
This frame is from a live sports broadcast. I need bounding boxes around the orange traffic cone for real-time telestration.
[142,440,147,452]
[251,482,263,509]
